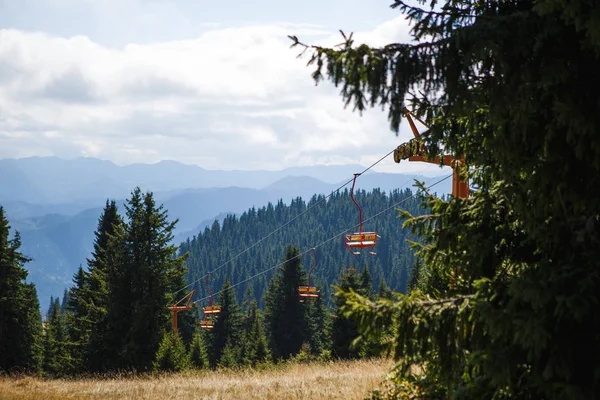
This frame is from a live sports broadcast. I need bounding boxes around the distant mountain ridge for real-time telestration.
[0,156,372,204]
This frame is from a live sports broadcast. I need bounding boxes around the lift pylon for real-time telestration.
[168,289,195,333]
[394,107,469,199]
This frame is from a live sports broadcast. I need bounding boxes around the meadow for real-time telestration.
[0,358,393,400]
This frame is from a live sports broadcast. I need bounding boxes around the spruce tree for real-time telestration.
[60,289,69,313]
[331,267,363,359]
[209,277,243,367]
[104,188,187,371]
[306,296,329,357]
[359,266,372,298]
[189,331,209,369]
[377,277,392,300]
[264,245,309,360]
[43,300,72,376]
[294,0,600,397]
[66,200,123,372]
[241,299,269,366]
[0,207,43,373]
[64,265,89,371]
[153,331,189,372]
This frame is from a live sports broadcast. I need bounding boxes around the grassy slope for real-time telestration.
[0,359,393,400]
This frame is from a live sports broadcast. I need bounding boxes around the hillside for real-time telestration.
[180,187,425,307]
[0,157,450,311]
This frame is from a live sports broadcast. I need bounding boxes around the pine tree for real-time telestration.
[264,245,309,360]
[189,331,209,369]
[241,299,270,366]
[153,331,189,372]
[64,265,89,371]
[0,206,43,373]
[102,220,131,370]
[42,300,72,376]
[359,266,372,298]
[46,296,54,319]
[217,340,239,369]
[306,296,329,357]
[294,0,600,397]
[377,277,392,300]
[66,200,123,372]
[60,289,69,313]
[103,188,188,371]
[331,267,363,359]
[209,277,243,367]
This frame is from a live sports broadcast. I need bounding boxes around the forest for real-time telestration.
[180,185,427,308]
[0,181,430,376]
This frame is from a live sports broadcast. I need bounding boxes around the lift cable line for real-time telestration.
[191,173,452,306]
[173,147,401,296]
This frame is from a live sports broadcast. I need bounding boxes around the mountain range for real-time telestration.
[1,156,452,311]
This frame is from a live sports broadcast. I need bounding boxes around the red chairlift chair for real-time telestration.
[344,173,381,255]
[298,248,320,302]
[200,272,220,329]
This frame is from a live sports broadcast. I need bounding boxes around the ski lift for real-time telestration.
[202,272,221,315]
[168,289,195,333]
[344,173,381,255]
[298,248,320,302]
[200,318,214,330]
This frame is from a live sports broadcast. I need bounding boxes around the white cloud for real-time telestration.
[0,16,450,177]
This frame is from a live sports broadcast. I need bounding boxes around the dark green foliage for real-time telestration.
[209,277,243,367]
[0,206,43,373]
[217,341,239,369]
[377,278,392,300]
[42,300,72,376]
[264,246,310,360]
[102,188,188,371]
[189,331,209,369]
[46,297,54,318]
[180,189,423,309]
[85,200,121,372]
[240,299,270,366]
[306,296,330,357]
[63,200,123,372]
[331,267,364,359]
[153,332,189,372]
[295,0,600,398]
[359,266,373,298]
[63,265,89,371]
[60,289,69,313]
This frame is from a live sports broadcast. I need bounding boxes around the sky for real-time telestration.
[0,0,449,175]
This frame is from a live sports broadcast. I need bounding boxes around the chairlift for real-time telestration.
[200,318,214,330]
[202,272,221,316]
[298,248,320,302]
[344,173,381,255]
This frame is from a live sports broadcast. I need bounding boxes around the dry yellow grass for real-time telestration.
[0,359,393,400]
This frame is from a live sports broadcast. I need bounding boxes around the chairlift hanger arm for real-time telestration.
[349,173,363,234]
[402,107,431,139]
[168,289,196,332]
[170,289,195,309]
